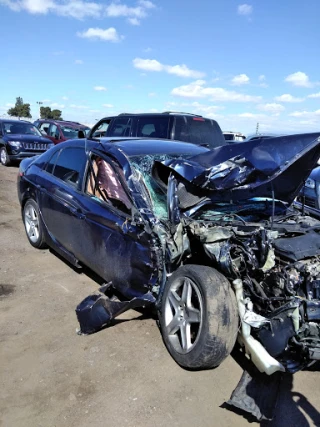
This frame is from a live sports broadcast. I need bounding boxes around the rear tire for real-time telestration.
[23,199,47,249]
[0,147,11,166]
[159,265,238,370]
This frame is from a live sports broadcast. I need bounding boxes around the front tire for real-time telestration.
[159,265,238,370]
[23,199,47,249]
[0,147,11,166]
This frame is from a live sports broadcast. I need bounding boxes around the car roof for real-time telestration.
[60,138,210,158]
[36,119,88,128]
[96,112,216,121]
[0,119,32,124]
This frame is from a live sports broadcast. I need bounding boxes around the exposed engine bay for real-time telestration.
[180,209,320,374]
[76,133,320,378]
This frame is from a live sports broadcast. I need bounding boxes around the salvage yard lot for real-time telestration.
[1,164,320,427]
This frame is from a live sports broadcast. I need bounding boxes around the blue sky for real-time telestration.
[0,0,319,134]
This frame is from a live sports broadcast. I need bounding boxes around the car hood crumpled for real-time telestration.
[152,133,320,210]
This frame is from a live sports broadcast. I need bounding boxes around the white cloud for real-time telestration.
[189,102,224,119]
[1,0,156,21]
[133,58,205,78]
[167,64,205,78]
[69,104,89,109]
[139,0,155,8]
[75,59,83,64]
[258,75,266,81]
[171,80,262,102]
[148,92,156,97]
[231,74,250,86]
[102,104,113,108]
[128,17,140,25]
[50,103,65,109]
[133,58,163,71]
[94,86,107,91]
[62,96,69,100]
[105,0,155,25]
[238,112,263,118]
[257,103,285,114]
[285,71,312,87]
[289,109,320,118]
[274,93,304,103]
[308,92,320,99]
[6,103,14,107]
[77,27,123,42]
[55,1,102,19]
[238,4,252,15]
[143,47,152,53]
[1,0,103,19]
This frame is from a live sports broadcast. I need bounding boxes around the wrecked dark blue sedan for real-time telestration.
[17,134,320,381]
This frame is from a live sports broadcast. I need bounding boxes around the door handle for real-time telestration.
[69,207,86,219]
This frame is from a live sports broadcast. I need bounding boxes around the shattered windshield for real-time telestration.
[130,154,181,219]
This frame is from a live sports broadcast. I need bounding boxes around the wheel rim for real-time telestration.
[0,149,7,164]
[24,204,40,243]
[164,276,203,354]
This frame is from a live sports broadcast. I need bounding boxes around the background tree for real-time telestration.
[40,106,63,120]
[7,97,32,118]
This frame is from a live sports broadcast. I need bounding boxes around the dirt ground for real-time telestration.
[1,164,320,427]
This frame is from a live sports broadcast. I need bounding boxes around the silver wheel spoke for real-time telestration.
[181,278,192,305]
[168,290,181,311]
[187,307,201,324]
[167,314,181,335]
[180,322,191,351]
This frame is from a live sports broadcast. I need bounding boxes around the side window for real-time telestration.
[39,122,50,135]
[52,147,87,187]
[86,155,131,213]
[136,117,169,138]
[46,150,60,174]
[49,124,59,139]
[108,118,132,137]
[92,120,110,138]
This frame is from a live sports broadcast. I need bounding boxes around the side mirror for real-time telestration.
[317,158,320,166]
[78,130,85,139]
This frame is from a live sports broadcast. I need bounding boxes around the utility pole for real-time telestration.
[256,122,260,135]
[36,101,43,119]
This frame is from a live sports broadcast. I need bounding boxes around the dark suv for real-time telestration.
[0,119,54,166]
[34,119,90,144]
[87,112,226,149]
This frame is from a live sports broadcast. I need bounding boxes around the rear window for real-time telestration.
[173,116,225,149]
[61,126,82,139]
[136,117,170,138]
[224,134,235,141]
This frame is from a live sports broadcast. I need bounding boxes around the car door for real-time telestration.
[37,145,88,256]
[38,122,54,142]
[48,124,63,144]
[70,152,157,299]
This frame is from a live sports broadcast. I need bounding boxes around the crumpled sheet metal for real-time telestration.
[226,369,283,421]
[154,133,320,206]
[76,291,155,334]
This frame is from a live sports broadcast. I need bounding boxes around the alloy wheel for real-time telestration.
[164,276,203,354]
[24,204,40,243]
[0,148,8,165]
